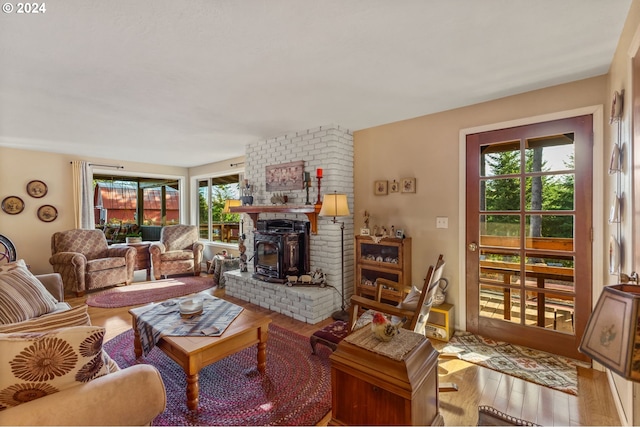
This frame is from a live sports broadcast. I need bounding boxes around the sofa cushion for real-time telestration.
[0,326,110,410]
[160,250,195,261]
[0,305,90,333]
[0,264,58,325]
[0,259,28,273]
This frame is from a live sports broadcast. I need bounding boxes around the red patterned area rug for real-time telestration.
[104,324,332,426]
[86,276,214,308]
[442,331,580,395]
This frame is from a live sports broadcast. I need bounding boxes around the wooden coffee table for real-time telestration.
[129,306,271,410]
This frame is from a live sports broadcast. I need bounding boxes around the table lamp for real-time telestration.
[579,283,640,381]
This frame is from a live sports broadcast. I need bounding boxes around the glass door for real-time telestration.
[465,115,592,361]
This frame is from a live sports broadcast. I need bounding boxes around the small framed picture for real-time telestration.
[401,177,416,193]
[389,180,400,193]
[395,229,404,238]
[374,180,388,195]
[360,228,370,236]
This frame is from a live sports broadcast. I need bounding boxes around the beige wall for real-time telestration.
[354,75,607,319]
[602,0,640,424]
[0,147,188,274]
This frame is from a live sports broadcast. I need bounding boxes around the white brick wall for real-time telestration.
[228,124,354,323]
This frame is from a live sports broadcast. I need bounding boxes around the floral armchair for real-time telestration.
[49,229,136,296]
[149,225,204,280]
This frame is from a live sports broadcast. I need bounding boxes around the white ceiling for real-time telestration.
[0,0,633,167]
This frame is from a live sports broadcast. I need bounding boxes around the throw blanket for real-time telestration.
[132,294,243,356]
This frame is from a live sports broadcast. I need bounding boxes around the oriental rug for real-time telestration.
[441,331,580,395]
[103,324,332,426]
[86,276,214,308]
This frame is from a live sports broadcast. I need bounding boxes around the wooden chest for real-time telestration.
[329,327,442,426]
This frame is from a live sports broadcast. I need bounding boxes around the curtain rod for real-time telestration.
[69,161,124,169]
[230,161,245,167]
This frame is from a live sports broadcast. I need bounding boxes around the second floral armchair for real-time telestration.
[149,225,204,280]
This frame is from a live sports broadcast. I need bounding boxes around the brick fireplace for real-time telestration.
[224,125,354,324]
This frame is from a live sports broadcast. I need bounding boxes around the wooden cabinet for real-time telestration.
[355,236,412,305]
[329,327,443,426]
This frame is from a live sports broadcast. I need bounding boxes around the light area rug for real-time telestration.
[103,324,332,426]
[442,331,580,395]
[86,276,214,308]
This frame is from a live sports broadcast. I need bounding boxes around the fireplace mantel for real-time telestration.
[230,205,322,234]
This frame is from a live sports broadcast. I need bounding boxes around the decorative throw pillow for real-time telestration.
[0,305,91,333]
[0,259,28,273]
[0,326,110,410]
[0,264,58,325]
[397,286,422,311]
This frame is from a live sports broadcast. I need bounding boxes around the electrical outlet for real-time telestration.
[436,217,448,229]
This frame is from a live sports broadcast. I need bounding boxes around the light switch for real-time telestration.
[436,217,448,229]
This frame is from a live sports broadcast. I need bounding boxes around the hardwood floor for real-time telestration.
[71,278,621,426]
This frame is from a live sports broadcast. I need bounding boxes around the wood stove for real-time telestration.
[253,219,310,283]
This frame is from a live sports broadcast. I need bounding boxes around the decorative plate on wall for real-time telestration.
[609,235,620,275]
[26,180,48,198]
[1,196,24,215]
[37,205,58,222]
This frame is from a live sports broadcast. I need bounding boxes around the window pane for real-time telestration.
[525,175,574,211]
[481,178,521,211]
[525,134,574,173]
[480,214,521,242]
[479,284,520,324]
[525,215,574,247]
[480,140,520,177]
[198,180,210,239]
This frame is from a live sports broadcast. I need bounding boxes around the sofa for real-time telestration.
[0,263,166,426]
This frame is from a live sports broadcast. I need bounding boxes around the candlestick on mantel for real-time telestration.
[316,176,323,205]
[316,168,323,178]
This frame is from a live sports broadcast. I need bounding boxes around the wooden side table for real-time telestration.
[329,326,443,426]
[112,241,151,280]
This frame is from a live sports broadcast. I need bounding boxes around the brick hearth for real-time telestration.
[224,271,340,324]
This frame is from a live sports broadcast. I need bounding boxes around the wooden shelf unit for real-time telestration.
[355,236,412,305]
[230,204,322,234]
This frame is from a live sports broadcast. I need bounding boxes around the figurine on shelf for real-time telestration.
[363,211,370,229]
[241,179,254,206]
[238,235,248,272]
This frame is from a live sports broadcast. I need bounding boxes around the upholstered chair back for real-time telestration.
[160,225,199,251]
[51,229,109,260]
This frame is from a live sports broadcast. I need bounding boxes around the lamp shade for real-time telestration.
[222,199,241,213]
[579,284,640,381]
[319,193,350,218]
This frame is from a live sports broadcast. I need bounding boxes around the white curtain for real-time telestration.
[72,160,95,229]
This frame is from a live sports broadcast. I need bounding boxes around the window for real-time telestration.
[94,175,181,242]
[198,174,240,243]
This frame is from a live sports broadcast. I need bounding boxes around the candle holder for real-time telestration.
[316,176,323,205]
[304,180,312,205]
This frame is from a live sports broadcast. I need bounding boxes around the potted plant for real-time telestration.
[125,231,142,244]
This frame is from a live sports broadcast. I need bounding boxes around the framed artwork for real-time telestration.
[360,228,370,236]
[374,180,388,195]
[1,196,24,215]
[395,229,404,238]
[401,177,416,193]
[37,205,58,222]
[26,180,48,198]
[389,180,400,193]
[265,160,305,192]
